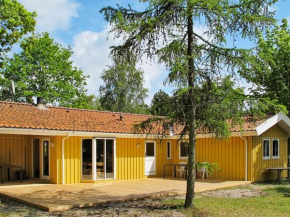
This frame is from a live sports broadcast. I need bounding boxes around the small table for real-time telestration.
[164,163,188,180]
[0,164,22,184]
[267,167,290,182]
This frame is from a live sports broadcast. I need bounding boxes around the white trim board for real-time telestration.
[255,113,290,136]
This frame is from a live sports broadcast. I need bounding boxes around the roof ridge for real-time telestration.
[47,105,158,117]
[0,100,159,117]
[0,100,33,106]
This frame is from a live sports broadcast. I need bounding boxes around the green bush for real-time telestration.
[196,162,221,177]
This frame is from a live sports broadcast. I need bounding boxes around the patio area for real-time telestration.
[0,178,250,212]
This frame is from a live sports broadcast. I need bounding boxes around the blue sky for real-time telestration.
[18,0,290,104]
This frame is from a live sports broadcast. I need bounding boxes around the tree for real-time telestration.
[101,0,280,208]
[85,94,102,110]
[241,19,290,116]
[150,90,172,116]
[99,55,149,114]
[0,32,88,108]
[0,0,36,64]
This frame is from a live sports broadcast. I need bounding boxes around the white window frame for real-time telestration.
[179,142,189,159]
[81,138,116,181]
[262,139,270,160]
[272,139,279,159]
[166,141,171,159]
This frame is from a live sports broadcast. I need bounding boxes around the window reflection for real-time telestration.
[82,138,115,180]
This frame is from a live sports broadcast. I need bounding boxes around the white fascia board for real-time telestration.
[169,131,257,139]
[0,127,258,139]
[0,128,160,139]
[255,113,290,136]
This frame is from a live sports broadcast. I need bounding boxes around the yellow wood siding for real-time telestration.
[2,126,285,185]
[252,125,288,182]
[26,136,61,184]
[0,134,29,180]
[62,137,82,184]
[116,138,146,180]
[161,137,250,181]
[57,136,251,183]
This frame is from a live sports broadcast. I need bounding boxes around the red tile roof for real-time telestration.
[0,101,266,134]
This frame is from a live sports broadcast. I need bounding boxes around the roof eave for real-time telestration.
[255,112,290,136]
[0,127,160,139]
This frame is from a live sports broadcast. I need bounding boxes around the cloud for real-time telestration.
[71,24,213,105]
[71,26,168,104]
[20,0,79,32]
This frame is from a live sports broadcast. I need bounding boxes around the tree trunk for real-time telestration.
[184,4,196,209]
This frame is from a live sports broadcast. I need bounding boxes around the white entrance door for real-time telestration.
[41,139,50,180]
[145,141,156,175]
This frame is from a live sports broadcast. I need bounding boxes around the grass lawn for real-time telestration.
[163,182,290,217]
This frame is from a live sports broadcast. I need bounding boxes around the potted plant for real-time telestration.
[196,162,221,178]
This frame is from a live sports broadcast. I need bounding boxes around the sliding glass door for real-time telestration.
[82,139,93,180]
[82,138,116,180]
[105,139,114,179]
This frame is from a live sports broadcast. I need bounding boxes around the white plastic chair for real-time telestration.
[176,162,187,178]
[197,162,209,179]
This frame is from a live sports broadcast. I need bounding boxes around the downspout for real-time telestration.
[239,133,248,181]
[62,133,71,184]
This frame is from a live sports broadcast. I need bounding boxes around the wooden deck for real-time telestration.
[0,178,251,212]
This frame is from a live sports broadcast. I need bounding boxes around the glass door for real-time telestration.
[81,138,116,181]
[105,139,114,179]
[96,139,105,179]
[33,139,40,178]
[96,139,115,180]
[42,140,50,180]
[82,139,92,180]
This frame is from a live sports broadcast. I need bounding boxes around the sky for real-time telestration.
[17,0,290,104]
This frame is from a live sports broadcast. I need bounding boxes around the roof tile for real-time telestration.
[0,101,266,134]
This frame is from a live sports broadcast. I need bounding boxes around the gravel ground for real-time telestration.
[0,196,185,217]
[200,184,268,198]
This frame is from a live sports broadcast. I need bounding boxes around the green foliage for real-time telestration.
[0,0,36,64]
[99,55,149,114]
[84,94,102,110]
[150,90,172,116]
[0,32,88,108]
[196,162,221,177]
[171,76,246,139]
[241,19,290,115]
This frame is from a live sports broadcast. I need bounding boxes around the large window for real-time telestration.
[82,139,92,180]
[263,139,270,159]
[180,142,189,158]
[167,141,171,159]
[82,138,115,180]
[272,139,279,159]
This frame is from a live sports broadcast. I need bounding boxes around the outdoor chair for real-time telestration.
[176,162,187,178]
[83,162,92,175]
[197,162,209,179]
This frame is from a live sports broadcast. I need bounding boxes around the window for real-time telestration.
[82,139,92,180]
[263,139,270,159]
[167,141,171,159]
[146,142,155,157]
[180,142,189,158]
[272,139,279,159]
[82,138,116,181]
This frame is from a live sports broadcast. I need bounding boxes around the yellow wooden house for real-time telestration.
[0,101,289,184]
